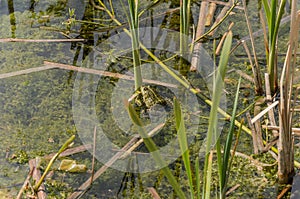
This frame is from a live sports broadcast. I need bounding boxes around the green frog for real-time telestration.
[135,86,165,107]
[133,85,173,116]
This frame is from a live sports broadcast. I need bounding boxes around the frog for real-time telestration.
[133,85,173,117]
[135,86,167,108]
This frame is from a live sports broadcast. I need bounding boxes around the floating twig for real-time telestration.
[0,65,56,79]
[43,61,177,88]
[0,38,85,43]
[43,144,92,160]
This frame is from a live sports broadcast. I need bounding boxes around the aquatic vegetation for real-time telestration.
[1,0,300,198]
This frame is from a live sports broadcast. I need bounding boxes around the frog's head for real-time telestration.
[140,85,151,93]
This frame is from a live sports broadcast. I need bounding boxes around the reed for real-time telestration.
[127,0,143,90]
[218,77,241,198]
[179,0,191,61]
[203,31,232,199]
[277,0,299,184]
[261,0,287,93]
[174,98,195,199]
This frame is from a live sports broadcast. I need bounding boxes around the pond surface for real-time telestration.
[0,0,298,198]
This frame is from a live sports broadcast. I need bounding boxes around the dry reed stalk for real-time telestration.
[202,0,243,9]
[147,187,161,199]
[0,65,57,79]
[262,125,300,135]
[235,69,254,83]
[16,167,34,199]
[194,2,236,43]
[241,40,264,94]
[259,10,269,57]
[0,61,177,88]
[215,22,234,55]
[225,184,240,197]
[265,73,278,137]
[277,4,300,184]
[0,38,85,42]
[89,0,105,11]
[277,185,292,199]
[190,1,208,71]
[28,159,47,199]
[43,144,92,160]
[241,0,263,95]
[43,61,177,88]
[251,100,279,124]
[205,3,217,26]
[208,5,230,36]
[253,98,266,152]
[246,112,259,154]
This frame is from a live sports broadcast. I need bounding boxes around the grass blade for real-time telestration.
[203,31,232,199]
[174,98,194,199]
[220,77,241,197]
[261,0,271,23]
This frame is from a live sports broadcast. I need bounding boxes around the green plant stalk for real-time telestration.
[204,151,213,199]
[195,156,200,199]
[262,0,286,92]
[126,101,186,199]
[34,135,75,192]
[224,119,243,197]
[128,0,142,90]
[180,0,190,58]
[269,0,276,41]
[215,138,223,198]
[262,0,271,21]
[202,31,232,199]
[220,77,241,198]
[174,98,194,199]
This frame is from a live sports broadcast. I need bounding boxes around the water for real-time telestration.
[0,0,294,198]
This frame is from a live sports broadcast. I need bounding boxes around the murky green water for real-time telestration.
[0,0,298,198]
